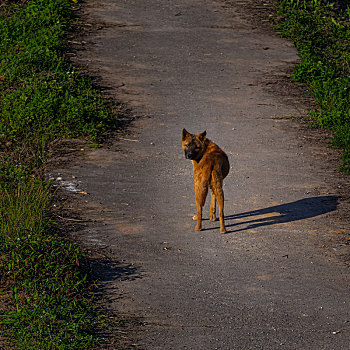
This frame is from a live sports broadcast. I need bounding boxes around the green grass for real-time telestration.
[0,0,118,348]
[0,149,102,349]
[0,165,97,349]
[0,0,116,143]
[274,0,350,172]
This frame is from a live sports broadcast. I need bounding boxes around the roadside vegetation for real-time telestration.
[0,0,116,348]
[275,0,350,173]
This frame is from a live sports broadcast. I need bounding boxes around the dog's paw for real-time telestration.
[210,215,216,221]
[192,215,198,221]
[220,228,227,234]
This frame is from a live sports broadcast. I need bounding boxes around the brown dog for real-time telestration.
[182,129,229,233]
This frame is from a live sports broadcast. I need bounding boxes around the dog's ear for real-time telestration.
[198,130,207,142]
[182,128,190,140]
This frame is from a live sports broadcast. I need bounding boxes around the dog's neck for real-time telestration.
[192,139,210,163]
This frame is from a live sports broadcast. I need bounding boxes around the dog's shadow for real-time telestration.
[204,196,339,233]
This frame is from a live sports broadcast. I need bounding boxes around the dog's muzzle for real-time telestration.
[185,151,196,160]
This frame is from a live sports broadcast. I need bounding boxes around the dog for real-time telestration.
[182,129,229,233]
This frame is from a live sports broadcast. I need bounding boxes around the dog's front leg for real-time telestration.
[194,179,208,231]
[195,202,202,231]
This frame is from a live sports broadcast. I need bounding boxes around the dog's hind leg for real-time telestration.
[211,172,226,233]
[210,190,216,221]
[216,189,226,233]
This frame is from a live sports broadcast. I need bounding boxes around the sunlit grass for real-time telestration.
[275,0,350,172]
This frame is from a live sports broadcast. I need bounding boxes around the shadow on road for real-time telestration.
[206,196,339,233]
[89,258,142,283]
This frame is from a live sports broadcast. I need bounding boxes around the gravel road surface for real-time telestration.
[54,0,350,348]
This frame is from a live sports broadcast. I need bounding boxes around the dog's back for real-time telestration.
[201,140,229,179]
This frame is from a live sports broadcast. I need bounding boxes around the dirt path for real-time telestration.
[56,0,349,348]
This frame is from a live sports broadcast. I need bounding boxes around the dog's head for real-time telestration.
[182,129,207,161]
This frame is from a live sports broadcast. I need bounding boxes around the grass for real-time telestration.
[0,0,117,348]
[0,0,116,143]
[0,154,98,349]
[274,0,350,173]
